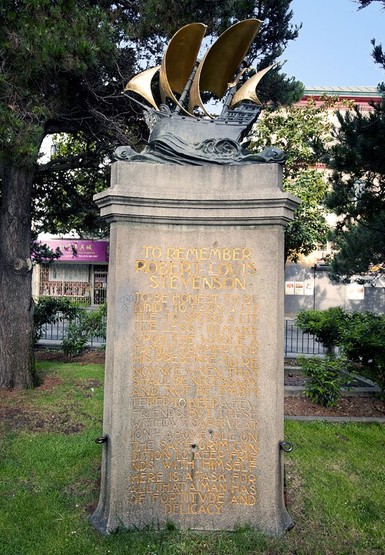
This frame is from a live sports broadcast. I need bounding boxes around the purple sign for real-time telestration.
[41,240,109,263]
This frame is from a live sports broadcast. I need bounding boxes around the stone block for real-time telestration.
[91,162,299,535]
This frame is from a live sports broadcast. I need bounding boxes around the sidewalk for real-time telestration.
[285,415,385,423]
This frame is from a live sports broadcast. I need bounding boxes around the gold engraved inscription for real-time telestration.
[129,245,259,516]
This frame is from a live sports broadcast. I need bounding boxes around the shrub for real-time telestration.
[33,297,81,344]
[62,303,106,357]
[299,356,351,407]
[339,312,385,395]
[296,307,347,355]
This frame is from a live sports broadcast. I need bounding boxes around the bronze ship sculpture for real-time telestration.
[116,19,285,165]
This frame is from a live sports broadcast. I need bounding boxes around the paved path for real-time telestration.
[285,415,385,423]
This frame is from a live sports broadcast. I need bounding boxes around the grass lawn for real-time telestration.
[0,358,384,555]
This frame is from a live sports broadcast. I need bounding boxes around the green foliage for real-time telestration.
[33,297,81,344]
[62,304,107,357]
[241,0,305,105]
[357,0,385,8]
[326,99,385,282]
[31,231,62,265]
[1,0,305,390]
[299,356,350,407]
[340,311,385,394]
[250,99,339,261]
[283,170,329,262]
[296,308,385,394]
[0,0,125,166]
[33,134,109,237]
[34,298,107,356]
[326,216,385,285]
[296,307,347,354]
[251,99,335,175]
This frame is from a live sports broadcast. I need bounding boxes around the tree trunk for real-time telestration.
[0,163,36,388]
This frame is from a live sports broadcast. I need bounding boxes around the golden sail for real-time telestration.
[159,22,206,115]
[231,64,274,107]
[124,65,160,110]
[188,19,261,116]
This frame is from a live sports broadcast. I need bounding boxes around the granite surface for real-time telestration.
[91,162,299,535]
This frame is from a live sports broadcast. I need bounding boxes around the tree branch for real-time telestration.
[37,151,103,174]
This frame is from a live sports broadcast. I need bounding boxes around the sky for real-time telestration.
[279,0,385,87]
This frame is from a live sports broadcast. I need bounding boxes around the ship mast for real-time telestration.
[219,63,250,118]
[174,62,199,115]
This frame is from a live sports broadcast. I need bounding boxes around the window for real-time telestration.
[93,265,108,305]
[48,263,89,282]
[40,264,92,304]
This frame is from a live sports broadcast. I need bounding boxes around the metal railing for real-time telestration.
[38,314,105,347]
[38,315,326,356]
[284,319,327,356]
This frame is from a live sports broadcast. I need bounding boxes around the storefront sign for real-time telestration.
[40,240,109,263]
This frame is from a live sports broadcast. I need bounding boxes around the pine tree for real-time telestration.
[326,0,385,282]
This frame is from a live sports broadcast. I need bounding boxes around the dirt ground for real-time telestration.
[35,348,106,365]
[33,349,385,418]
[284,396,385,418]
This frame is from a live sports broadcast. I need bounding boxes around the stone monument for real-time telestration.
[91,19,300,536]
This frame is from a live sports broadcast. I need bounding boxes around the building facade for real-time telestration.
[33,239,109,306]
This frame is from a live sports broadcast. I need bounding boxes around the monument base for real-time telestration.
[91,162,299,536]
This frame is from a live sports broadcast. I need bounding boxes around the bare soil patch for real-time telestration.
[285,396,385,418]
[35,349,105,365]
[0,404,85,434]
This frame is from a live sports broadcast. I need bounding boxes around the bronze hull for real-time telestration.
[149,104,262,145]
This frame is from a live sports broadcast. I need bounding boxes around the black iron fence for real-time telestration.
[38,314,105,348]
[38,316,327,356]
[284,319,327,356]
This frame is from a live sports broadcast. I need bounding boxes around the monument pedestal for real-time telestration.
[91,162,299,535]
